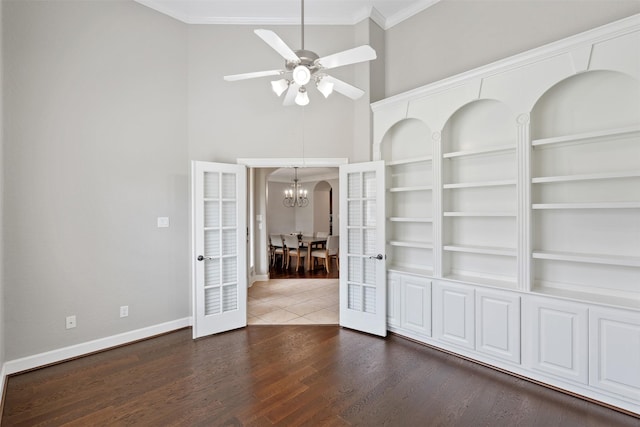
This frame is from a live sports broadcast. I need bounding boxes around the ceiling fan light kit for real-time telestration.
[295,87,310,106]
[271,78,289,96]
[316,78,334,98]
[223,0,376,106]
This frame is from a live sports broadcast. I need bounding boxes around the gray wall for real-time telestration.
[0,0,5,369]
[1,0,638,362]
[3,0,189,359]
[187,23,368,162]
[386,0,640,97]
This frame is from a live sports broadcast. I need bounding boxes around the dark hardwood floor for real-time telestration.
[3,326,639,426]
[269,257,339,279]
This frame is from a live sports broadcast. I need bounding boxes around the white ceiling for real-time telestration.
[134,0,440,29]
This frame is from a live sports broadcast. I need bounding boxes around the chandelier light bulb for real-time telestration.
[295,87,310,106]
[316,78,334,98]
[271,78,289,96]
[292,65,311,86]
[283,167,309,207]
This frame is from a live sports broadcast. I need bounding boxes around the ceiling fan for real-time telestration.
[223,0,377,106]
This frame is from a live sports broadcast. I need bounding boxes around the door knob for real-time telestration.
[197,255,214,261]
[369,254,384,260]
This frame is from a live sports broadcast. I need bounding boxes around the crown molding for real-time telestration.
[384,0,441,30]
[135,0,440,28]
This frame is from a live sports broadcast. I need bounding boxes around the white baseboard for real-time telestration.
[253,274,269,283]
[3,317,192,377]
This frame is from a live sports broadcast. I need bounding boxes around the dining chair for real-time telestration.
[311,235,339,273]
[283,234,305,271]
[269,234,285,268]
[312,231,329,249]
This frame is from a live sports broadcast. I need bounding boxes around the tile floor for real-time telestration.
[247,278,339,325]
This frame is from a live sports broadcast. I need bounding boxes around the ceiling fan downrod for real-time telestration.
[301,0,305,50]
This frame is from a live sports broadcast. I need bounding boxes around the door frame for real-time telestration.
[237,158,349,283]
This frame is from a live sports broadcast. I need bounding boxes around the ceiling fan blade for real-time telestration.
[283,83,300,106]
[254,29,300,63]
[323,76,365,100]
[315,45,376,70]
[224,69,283,82]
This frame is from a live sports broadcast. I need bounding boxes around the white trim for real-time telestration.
[367,6,386,30]
[371,14,640,111]
[252,274,270,285]
[3,318,191,376]
[384,0,441,30]
[237,157,349,168]
[0,363,7,402]
[134,0,440,28]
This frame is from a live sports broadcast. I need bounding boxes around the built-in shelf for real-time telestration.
[387,155,433,166]
[532,170,640,184]
[532,250,640,267]
[443,180,516,189]
[531,125,640,147]
[388,265,434,277]
[443,273,518,290]
[443,144,515,159]
[532,283,640,310]
[389,240,434,249]
[444,212,517,217]
[389,185,433,192]
[388,217,433,223]
[444,245,517,257]
[532,202,640,210]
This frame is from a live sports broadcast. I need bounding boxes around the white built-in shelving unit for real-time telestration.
[441,100,518,289]
[383,119,434,277]
[372,15,640,415]
[530,82,640,307]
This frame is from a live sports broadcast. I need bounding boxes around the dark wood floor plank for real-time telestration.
[3,326,639,426]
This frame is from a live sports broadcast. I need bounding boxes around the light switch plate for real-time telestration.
[157,217,169,228]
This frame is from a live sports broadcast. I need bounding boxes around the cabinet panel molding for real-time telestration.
[476,290,521,364]
[433,281,475,350]
[400,276,432,337]
[523,296,588,384]
[589,308,640,401]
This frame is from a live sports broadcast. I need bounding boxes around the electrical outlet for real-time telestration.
[66,315,77,329]
[120,305,129,318]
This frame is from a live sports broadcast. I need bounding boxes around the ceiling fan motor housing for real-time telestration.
[286,49,320,72]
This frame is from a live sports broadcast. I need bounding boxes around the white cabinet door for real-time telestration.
[476,289,520,364]
[589,307,640,402]
[387,272,401,328]
[523,296,588,384]
[400,275,432,337]
[433,281,475,350]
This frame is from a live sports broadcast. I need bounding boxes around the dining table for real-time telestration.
[299,235,327,271]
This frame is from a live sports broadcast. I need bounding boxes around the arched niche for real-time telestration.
[442,99,516,153]
[440,99,518,286]
[380,118,432,163]
[313,181,332,235]
[531,70,640,139]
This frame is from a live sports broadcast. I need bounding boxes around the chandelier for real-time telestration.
[283,167,309,208]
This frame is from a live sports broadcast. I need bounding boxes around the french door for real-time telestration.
[191,161,247,338]
[339,161,387,337]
